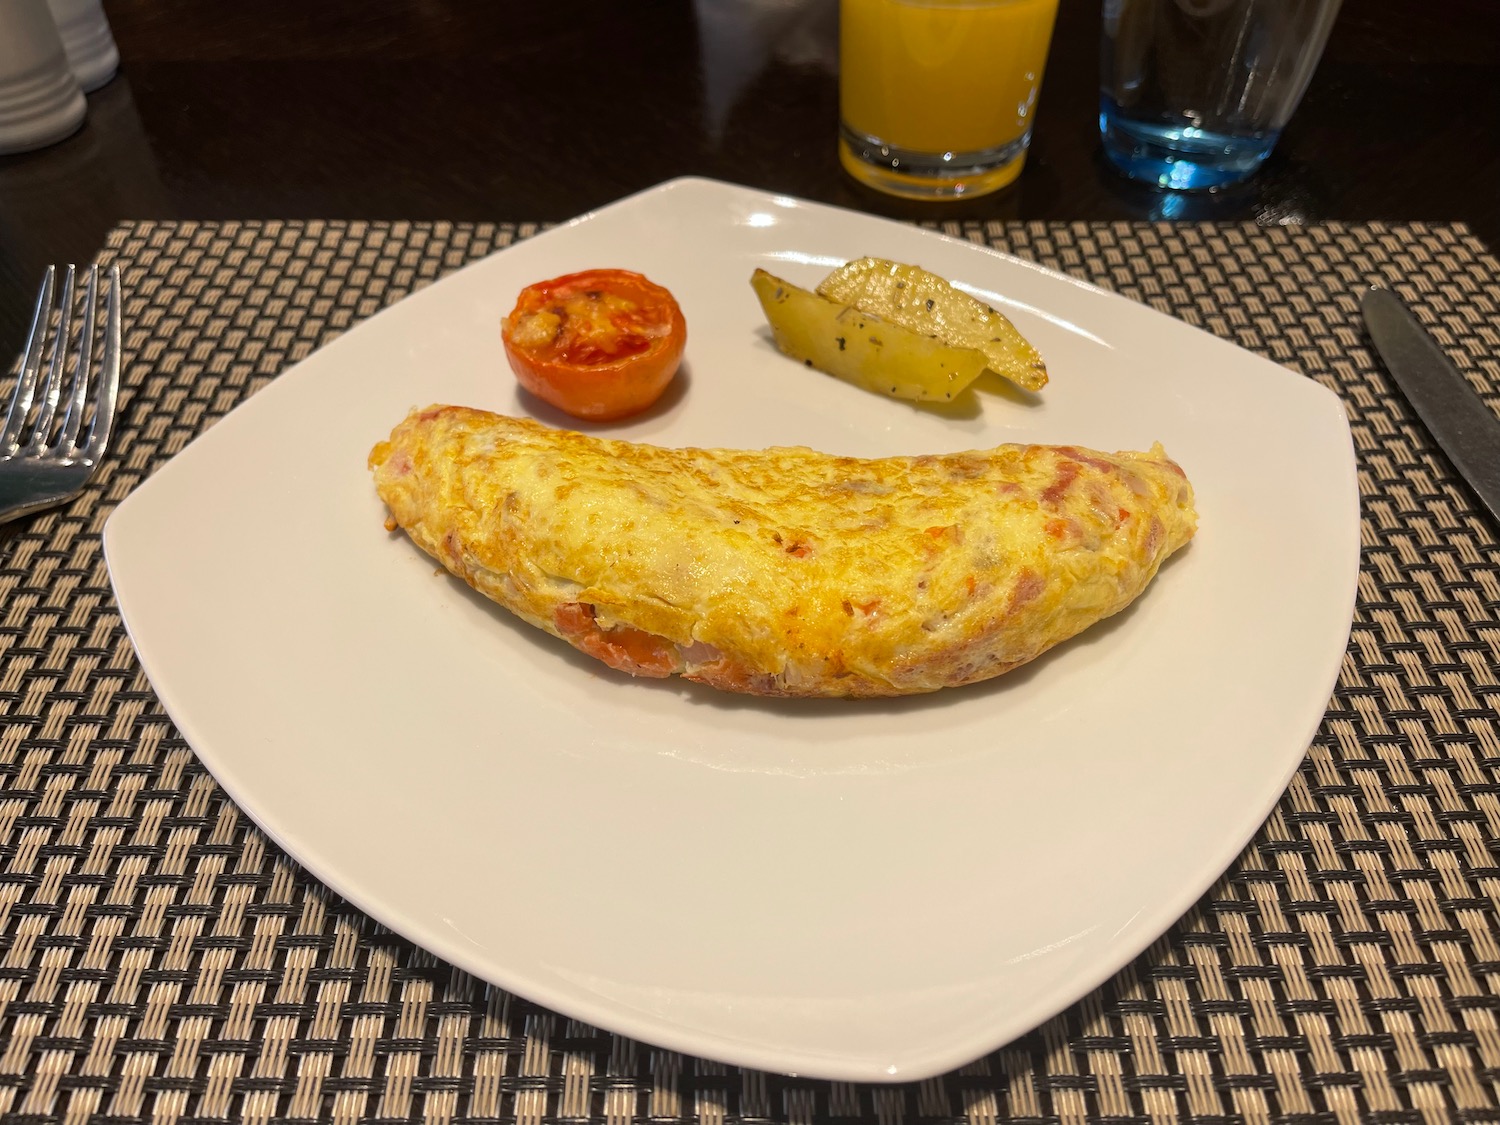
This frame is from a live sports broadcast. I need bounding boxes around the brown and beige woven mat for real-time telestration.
[1,219,1497,1124]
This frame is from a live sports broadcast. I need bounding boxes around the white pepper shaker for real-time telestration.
[0,0,86,155]
[47,0,119,92]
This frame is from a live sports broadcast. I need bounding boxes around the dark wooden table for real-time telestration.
[1,0,1497,359]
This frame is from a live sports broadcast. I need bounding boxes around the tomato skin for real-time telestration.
[501,269,687,422]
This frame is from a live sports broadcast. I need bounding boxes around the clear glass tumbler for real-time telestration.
[1100,0,1343,190]
[840,0,1060,200]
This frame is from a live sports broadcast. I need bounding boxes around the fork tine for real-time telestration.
[57,265,99,452]
[82,266,121,462]
[1,265,57,455]
[22,265,77,455]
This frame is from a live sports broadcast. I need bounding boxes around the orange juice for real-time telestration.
[839,0,1060,198]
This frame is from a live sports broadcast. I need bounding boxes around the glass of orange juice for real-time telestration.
[839,0,1060,200]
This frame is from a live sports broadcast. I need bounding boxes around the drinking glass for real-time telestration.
[840,0,1060,200]
[1100,0,1343,190]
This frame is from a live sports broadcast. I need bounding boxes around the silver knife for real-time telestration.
[1361,288,1500,525]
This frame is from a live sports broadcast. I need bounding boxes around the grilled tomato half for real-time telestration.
[502,269,687,421]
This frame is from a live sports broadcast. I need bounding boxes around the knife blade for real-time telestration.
[1361,287,1500,526]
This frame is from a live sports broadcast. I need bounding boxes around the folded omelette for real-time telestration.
[370,406,1197,698]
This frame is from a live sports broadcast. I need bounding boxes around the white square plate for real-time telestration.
[104,178,1359,1082]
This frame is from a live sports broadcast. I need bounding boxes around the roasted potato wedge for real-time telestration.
[751,269,988,403]
[816,257,1047,392]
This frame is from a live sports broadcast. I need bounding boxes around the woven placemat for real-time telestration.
[1,218,1497,1124]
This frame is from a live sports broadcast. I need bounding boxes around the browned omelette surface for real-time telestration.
[370,406,1197,698]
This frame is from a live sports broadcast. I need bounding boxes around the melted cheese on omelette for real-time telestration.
[370,406,1197,698]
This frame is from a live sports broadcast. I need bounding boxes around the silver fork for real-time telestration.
[0,264,122,524]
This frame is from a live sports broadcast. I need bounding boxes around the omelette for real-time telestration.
[370,406,1197,698]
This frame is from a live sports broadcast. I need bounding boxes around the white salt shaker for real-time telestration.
[0,0,86,155]
[47,0,120,92]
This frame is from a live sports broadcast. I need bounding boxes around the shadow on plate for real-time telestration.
[968,368,1045,408]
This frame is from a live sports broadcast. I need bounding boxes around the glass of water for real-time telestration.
[1099,0,1343,190]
